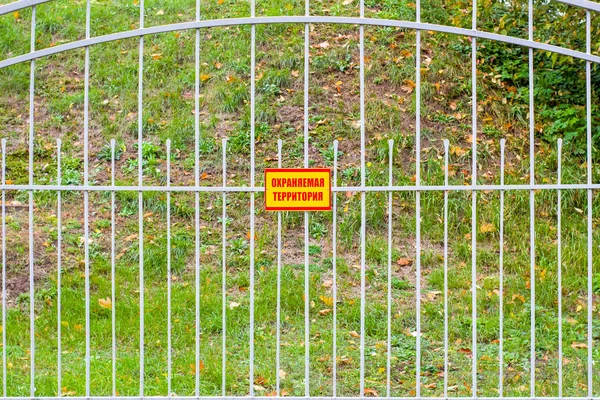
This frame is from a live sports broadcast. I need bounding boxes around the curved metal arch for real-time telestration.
[0,16,599,70]
[1,0,599,16]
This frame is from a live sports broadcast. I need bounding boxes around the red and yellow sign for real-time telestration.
[264,168,332,211]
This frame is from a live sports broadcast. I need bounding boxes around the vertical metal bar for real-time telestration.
[110,139,116,398]
[386,139,394,398]
[275,139,282,397]
[1,138,5,398]
[471,0,478,394]
[528,0,535,395]
[249,0,256,394]
[194,0,201,393]
[166,139,172,397]
[303,0,310,394]
[415,0,422,394]
[359,0,366,393]
[557,138,563,398]
[137,0,145,394]
[332,140,338,398]
[56,138,62,397]
[221,138,227,396]
[499,138,505,398]
[443,139,449,399]
[28,6,37,397]
[83,0,91,392]
[585,11,593,398]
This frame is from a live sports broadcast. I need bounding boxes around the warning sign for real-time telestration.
[264,168,332,211]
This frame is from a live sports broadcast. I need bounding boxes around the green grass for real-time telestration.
[0,0,600,397]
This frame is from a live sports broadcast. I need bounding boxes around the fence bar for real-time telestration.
[557,138,563,398]
[499,139,505,397]
[1,138,6,398]
[471,0,478,392]
[415,0,422,393]
[194,0,201,395]
[56,139,62,397]
[386,139,394,398]
[443,139,449,398]
[528,0,535,395]
[166,140,172,396]
[359,0,366,393]
[222,138,228,396]
[28,5,37,396]
[249,0,256,393]
[83,0,92,393]
[138,0,145,394]
[585,10,593,398]
[275,139,282,397]
[110,139,117,398]
[303,0,310,393]
[332,140,339,398]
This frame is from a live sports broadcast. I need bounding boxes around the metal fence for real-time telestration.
[0,0,599,398]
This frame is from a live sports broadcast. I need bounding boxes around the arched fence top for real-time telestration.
[0,15,599,70]
[2,0,600,16]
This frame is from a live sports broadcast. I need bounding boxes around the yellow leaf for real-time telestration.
[151,53,163,60]
[98,297,112,310]
[319,295,334,306]
[13,11,20,20]
[218,0,225,4]
[479,223,495,234]
[5,180,13,185]
[200,74,210,82]
[74,324,83,331]
[401,79,416,94]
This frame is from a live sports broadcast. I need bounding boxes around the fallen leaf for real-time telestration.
[278,369,287,379]
[401,79,416,94]
[397,257,412,266]
[364,388,378,397]
[319,309,332,315]
[98,297,112,310]
[200,74,211,82]
[458,348,472,356]
[423,383,436,389]
[229,301,241,310]
[571,342,587,349]
[479,223,495,234]
[151,53,163,60]
[349,330,360,338]
[190,360,205,374]
[155,9,164,15]
[319,295,334,306]
[13,11,20,20]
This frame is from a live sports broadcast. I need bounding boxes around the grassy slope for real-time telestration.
[0,0,599,397]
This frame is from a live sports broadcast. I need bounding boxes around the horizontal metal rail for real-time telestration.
[0,183,600,192]
[1,16,600,70]
[2,397,600,400]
